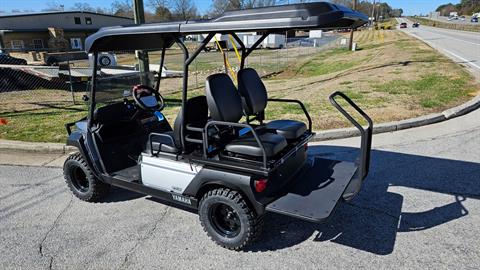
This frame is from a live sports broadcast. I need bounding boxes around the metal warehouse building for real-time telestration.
[0,11,133,52]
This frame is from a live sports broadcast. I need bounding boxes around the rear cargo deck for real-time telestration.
[266,157,358,223]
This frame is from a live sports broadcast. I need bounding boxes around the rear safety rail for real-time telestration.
[329,91,373,180]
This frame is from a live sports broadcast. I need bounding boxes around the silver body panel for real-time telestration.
[141,154,202,194]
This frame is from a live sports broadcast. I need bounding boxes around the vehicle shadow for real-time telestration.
[100,186,145,203]
[246,145,479,254]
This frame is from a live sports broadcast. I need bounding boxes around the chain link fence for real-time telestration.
[0,33,345,142]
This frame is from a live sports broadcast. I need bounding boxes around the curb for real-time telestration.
[0,95,479,153]
[0,139,76,154]
[312,94,480,141]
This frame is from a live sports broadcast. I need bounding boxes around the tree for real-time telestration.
[210,0,244,16]
[111,0,134,18]
[42,1,64,12]
[148,0,173,21]
[172,0,198,20]
[71,2,96,12]
[210,0,281,16]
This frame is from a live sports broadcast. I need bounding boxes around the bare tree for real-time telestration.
[172,0,198,20]
[71,2,96,12]
[149,0,173,21]
[210,0,287,16]
[42,1,64,11]
[111,0,134,18]
[211,0,244,16]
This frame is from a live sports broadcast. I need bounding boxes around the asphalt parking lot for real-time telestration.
[2,110,480,269]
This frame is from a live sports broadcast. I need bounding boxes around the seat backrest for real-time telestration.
[173,95,208,148]
[237,68,268,116]
[205,73,243,123]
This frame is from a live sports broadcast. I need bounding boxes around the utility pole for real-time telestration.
[371,0,376,26]
[348,0,357,51]
[133,0,150,82]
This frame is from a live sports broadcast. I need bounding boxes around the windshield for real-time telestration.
[96,71,155,103]
[93,50,159,104]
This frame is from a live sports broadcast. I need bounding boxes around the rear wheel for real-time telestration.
[63,152,110,202]
[199,188,263,250]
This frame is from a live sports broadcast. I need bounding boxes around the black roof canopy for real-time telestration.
[85,2,368,52]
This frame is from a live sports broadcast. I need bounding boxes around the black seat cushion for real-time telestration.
[266,120,307,140]
[225,132,287,157]
[238,68,307,140]
[205,73,243,123]
[237,68,268,115]
[145,131,180,154]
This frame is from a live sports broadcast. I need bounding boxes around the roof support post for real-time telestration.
[176,33,215,152]
[244,32,269,59]
[88,52,98,129]
[186,32,215,66]
[133,0,150,83]
[155,46,166,92]
[175,37,189,151]
[229,32,246,69]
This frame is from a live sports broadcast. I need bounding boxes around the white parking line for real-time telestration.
[442,48,480,70]
[402,28,480,72]
[427,30,480,46]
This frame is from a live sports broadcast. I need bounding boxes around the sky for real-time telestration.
[0,0,462,16]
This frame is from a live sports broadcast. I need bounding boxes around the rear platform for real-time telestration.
[266,157,358,223]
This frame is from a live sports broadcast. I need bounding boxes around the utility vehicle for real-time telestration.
[63,2,372,250]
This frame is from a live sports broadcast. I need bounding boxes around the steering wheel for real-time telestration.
[132,84,165,112]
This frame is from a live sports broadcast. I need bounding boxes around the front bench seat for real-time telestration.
[146,96,209,154]
[237,68,307,140]
[145,131,179,154]
[205,73,287,157]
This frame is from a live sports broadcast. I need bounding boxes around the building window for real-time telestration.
[33,39,44,49]
[85,17,92,25]
[74,17,81,24]
[11,40,24,50]
[70,38,82,50]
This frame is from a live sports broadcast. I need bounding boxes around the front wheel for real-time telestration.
[199,188,263,250]
[63,152,110,202]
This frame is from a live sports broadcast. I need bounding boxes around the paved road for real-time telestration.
[429,16,478,25]
[397,18,480,80]
[1,105,480,269]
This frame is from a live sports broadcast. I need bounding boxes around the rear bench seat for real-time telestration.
[237,68,307,140]
[205,73,287,158]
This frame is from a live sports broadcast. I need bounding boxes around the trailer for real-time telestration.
[263,34,286,49]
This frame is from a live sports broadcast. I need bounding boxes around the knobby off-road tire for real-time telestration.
[63,152,110,202]
[199,188,263,250]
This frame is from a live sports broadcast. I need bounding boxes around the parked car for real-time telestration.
[400,22,407,28]
[412,22,420,28]
[0,53,27,65]
[472,17,479,23]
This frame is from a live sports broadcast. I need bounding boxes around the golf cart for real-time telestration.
[63,2,372,250]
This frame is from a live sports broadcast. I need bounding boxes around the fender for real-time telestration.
[182,166,265,215]
[66,130,104,180]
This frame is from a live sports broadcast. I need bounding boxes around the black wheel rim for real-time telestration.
[208,203,241,238]
[70,166,89,193]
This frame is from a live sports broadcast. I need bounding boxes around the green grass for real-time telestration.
[373,73,473,108]
[0,106,87,143]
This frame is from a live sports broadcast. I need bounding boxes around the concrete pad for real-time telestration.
[43,155,69,168]
[0,151,64,167]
